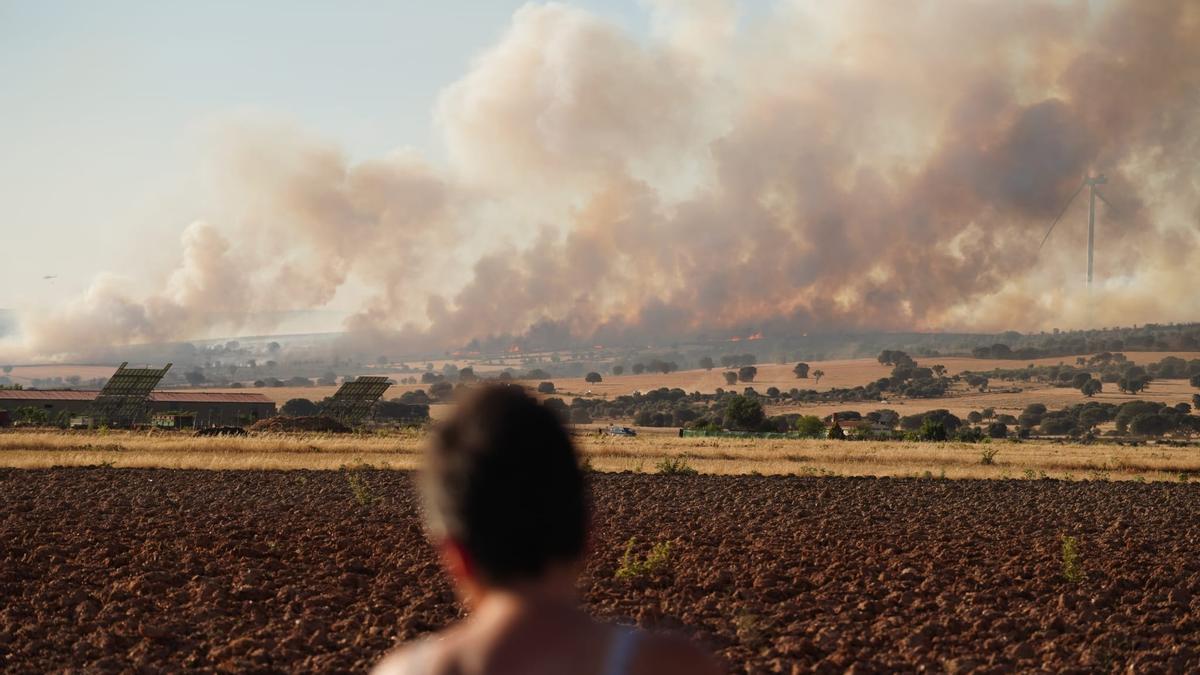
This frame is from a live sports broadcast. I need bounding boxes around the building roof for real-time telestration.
[0,390,273,404]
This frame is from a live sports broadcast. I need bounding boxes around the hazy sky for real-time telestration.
[0,0,646,311]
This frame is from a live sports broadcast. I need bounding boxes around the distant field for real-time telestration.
[13,352,1199,429]
[1,429,1195,482]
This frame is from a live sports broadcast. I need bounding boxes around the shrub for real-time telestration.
[655,457,697,475]
[585,372,603,384]
[737,366,758,383]
[615,537,671,579]
[429,380,454,400]
[986,422,1008,439]
[980,448,999,465]
[1061,535,1084,583]
[343,466,379,508]
[956,426,985,443]
[723,371,738,386]
[536,381,556,394]
[281,398,319,417]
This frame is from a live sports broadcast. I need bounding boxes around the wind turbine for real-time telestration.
[1038,174,1121,289]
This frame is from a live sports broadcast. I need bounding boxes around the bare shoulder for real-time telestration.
[370,645,414,675]
[371,638,441,675]
[631,632,721,675]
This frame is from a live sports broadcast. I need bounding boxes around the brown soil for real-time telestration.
[2,469,1198,673]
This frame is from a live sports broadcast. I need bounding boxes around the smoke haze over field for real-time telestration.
[16,0,1200,359]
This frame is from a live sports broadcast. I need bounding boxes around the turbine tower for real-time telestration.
[1039,173,1117,290]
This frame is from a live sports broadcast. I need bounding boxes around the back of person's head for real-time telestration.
[423,384,588,586]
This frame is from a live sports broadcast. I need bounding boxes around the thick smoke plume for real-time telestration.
[19,1,1200,359]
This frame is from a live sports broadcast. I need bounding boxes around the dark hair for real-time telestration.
[423,384,588,585]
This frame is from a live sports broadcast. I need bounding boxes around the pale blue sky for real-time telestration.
[0,0,647,309]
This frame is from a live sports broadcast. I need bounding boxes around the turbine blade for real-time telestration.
[1094,189,1123,220]
[1039,180,1085,250]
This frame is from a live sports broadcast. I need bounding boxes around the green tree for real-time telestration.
[281,398,319,417]
[793,362,810,379]
[585,372,603,384]
[1130,413,1173,436]
[737,366,757,383]
[612,365,624,376]
[916,418,948,441]
[723,395,765,431]
[1118,375,1150,394]
[794,415,825,438]
[722,371,738,386]
[698,357,715,371]
[811,369,825,385]
[1081,378,1102,397]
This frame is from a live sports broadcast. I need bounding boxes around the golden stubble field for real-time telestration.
[1,429,1195,482]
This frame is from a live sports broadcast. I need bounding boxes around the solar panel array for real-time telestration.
[322,376,392,426]
[88,362,172,427]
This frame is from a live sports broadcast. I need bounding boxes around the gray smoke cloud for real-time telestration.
[16,0,1200,360]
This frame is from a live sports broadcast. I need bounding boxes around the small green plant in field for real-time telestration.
[1062,472,1075,482]
[655,457,697,475]
[1179,472,1190,483]
[1061,535,1085,583]
[98,459,115,468]
[343,465,380,507]
[1023,468,1037,480]
[734,611,764,643]
[939,468,947,480]
[1133,475,1146,483]
[615,537,671,579]
[980,448,999,465]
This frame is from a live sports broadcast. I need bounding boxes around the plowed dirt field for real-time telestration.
[2,469,1198,673]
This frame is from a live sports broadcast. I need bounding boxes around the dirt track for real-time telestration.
[2,469,1198,673]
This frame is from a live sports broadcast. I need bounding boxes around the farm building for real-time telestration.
[0,390,276,428]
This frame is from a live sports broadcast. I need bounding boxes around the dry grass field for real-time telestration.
[1,429,1195,482]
